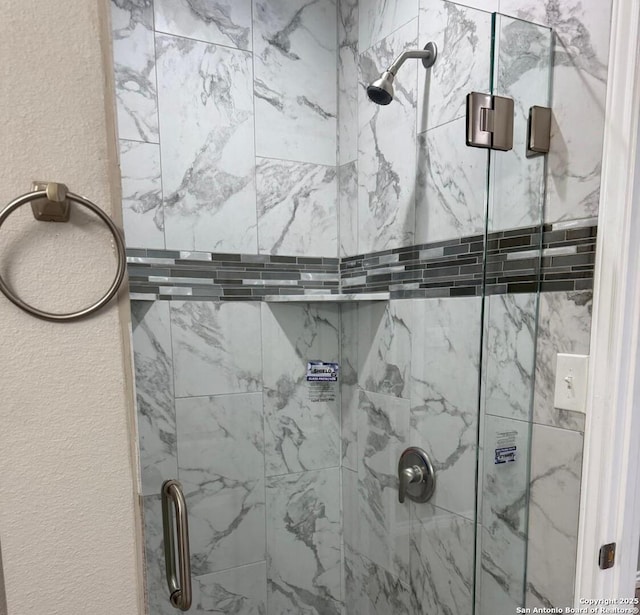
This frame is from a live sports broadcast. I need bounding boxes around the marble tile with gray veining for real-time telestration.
[499,0,612,223]
[357,390,411,582]
[156,34,257,253]
[489,15,551,232]
[409,504,475,615]
[176,393,265,576]
[341,304,359,471]
[344,545,413,615]
[266,469,342,615]
[477,415,529,614]
[534,291,592,431]
[170,301,262,397]
[119,140,164,249]
[131,301,176,496]
[193,562,267,615]
[415,118,487,244]
[417,0,492,133]
[358,19,418,253]
[358,0,418,52]
[339,0,358,47]
[111,0,158,142]
[483,293,536,422]
[339,161,358,258]
[142,495,178,615]
[410,297,482,520]
[155,0,252,50]
[262,304,340,476]
[357,300,412,399]
[253,0,337,166]
[256,158,337,257]
[339,43,359,165]
[526,424,583,608]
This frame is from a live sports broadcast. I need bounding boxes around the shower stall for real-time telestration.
[111,0,591,612]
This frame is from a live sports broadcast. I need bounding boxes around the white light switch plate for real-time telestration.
[554,353,589,413]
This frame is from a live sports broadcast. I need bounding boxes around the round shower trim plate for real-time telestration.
[422,42,438,69]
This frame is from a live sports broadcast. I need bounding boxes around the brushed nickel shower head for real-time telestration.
[366,41,437,105]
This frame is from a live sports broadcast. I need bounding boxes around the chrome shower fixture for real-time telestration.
[366,42,438,105]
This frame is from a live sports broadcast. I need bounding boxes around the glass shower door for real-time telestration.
[476,13,553,615]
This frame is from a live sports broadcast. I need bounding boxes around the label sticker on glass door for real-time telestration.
[307,361,339,403]
[494,430,518,464]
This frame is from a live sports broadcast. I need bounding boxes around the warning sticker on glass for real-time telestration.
[494,430,518,465]
[306,361,340,382]
[494,446,517,464]
[307,361,339,402]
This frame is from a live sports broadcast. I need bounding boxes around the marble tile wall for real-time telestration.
[112,0,338,257]
[341,297,483,614]
[338,0,612,256]
[118,1,608,613]
[134,300,343,614]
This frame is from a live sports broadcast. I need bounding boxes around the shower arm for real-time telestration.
[387,43,437,75]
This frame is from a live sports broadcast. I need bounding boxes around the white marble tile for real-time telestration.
[526,424,583,608]
[155,0,252,50]
[266,469,342,615]
[156,34,257,253]
[357,300,412,399]
[534,291,592,431]
[256,158,337,257]
[483,293,536,421]
[339,0,359,48]
[170,301,262,397]
[341,304,359,471]
[477,415,529,614]
[410,297,482,519]
[499,0,612,223]
[142,495,180,615]
[415,118,487,244]
[358,0,418,52]
[344,545,414,615]
[339,44,359,165]
[176,393,265,576]
[261,304,340,476]
[253,0,337,166]
[357,390,411,582]
[131,301,176,496]
[358,19,418,253]
[417,0,493,132]
[409,505,475,615]
[489,15,552,232]
[119,140,164,249]
[339,161,358,258]
[193,562,267,615]
[449,0,497,10]
[111,0,159,142]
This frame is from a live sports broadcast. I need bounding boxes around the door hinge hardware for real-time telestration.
[466,92,514,152]
[598,542,616,570]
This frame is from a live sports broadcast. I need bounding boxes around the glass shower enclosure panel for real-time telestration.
[476,14,553,615]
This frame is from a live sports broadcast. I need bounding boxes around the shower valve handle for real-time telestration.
[398,447,436,504]
[399,465,423,503]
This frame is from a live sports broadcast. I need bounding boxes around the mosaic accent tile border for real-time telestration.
[126,219,597,301]
[127,250,339,301]
[340,218,597,299]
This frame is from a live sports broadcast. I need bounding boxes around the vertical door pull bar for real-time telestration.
[161,480,192,611]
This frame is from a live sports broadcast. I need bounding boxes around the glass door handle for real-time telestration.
[161,480,192,611]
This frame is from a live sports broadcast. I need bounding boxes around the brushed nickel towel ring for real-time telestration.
[0,182,126,322]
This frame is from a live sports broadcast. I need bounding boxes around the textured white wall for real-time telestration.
[0,1,143,614]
